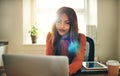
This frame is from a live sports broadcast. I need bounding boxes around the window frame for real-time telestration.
[23,0,97,45]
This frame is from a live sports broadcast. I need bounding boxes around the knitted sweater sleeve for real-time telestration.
[69,33,86,75]
[46,32,54,55]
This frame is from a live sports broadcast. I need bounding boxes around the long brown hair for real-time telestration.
[51,7,79,50]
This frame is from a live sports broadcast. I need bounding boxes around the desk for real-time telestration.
[74,64,120,76]
[0,68,110,76]
[74,71,120,76]
[75,73,107,76]
[1,72,120,76]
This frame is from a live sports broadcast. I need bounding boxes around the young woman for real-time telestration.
[46,7,86,75]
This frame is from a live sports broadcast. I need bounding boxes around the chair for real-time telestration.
[73,36,95,75]
[84,36,95,61]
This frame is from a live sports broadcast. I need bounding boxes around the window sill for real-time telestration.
[22,43,45,46]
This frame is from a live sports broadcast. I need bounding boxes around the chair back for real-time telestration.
[84,36,95,61]
[72,36,95,75]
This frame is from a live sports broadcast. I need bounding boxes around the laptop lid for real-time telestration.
[2,54,69,76]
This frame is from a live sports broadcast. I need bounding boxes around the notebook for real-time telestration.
[2,54,69,76]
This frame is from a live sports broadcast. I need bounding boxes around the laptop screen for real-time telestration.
[2,54,69,76]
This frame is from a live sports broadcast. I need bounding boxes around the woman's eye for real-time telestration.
[65,21,70,24]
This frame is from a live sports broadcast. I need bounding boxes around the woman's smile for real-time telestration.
[59,29,66,33]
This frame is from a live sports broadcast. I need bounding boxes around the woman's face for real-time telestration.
[56,13,70,36]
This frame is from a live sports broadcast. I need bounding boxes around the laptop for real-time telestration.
[2,54,69,76]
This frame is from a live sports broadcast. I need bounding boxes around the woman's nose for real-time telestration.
[60,22,65,28]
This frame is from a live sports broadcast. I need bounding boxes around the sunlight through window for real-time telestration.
[23,0,97,44]
[36,0,84,9]
[35,0,86,44]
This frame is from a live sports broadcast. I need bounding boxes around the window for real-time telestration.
[23,0,97,45]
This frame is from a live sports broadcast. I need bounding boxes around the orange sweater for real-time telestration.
[46,32,86,75]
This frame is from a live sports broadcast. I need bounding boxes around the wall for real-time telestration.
[97,0,118,62]
[118,0,120,61]
[0,0,45,55]
[0,0,119,62]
